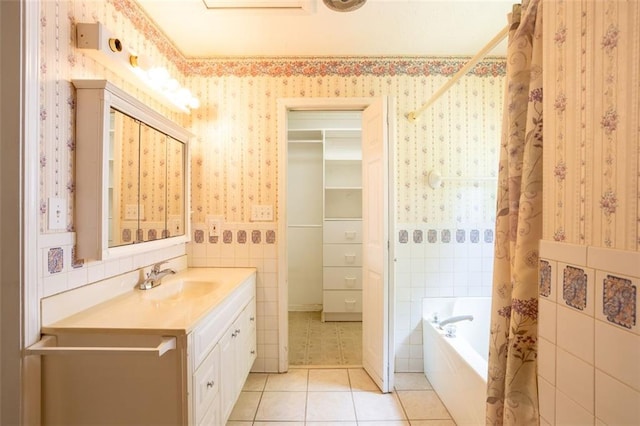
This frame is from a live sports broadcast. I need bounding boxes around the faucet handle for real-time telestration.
[151,261,168,273]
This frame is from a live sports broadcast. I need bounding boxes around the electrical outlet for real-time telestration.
[48,197,67,230]
[251,204,273,222]
[125,204,138,221]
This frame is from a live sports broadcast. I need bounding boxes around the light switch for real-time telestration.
[48,197,67,230]
[251,205,273,222]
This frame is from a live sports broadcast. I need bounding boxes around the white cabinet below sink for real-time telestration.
[39,268,256,426]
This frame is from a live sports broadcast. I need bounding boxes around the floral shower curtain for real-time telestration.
[486,0,543,424]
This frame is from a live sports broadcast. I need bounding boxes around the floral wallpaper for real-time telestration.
[39,0,185,233]
[187,68,504,225]
[543,0,639,251]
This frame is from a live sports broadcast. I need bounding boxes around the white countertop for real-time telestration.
[42,267,256,336]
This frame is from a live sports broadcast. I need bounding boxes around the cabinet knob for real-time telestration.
[206,381,214,388]
[231,331,237,338]
[235,328,241,335]
[250,350,255,355]
[249,316,255,321]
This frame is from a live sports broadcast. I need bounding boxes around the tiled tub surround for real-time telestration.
[187,222,279,372]
[394,223,495,372]
[538,240,640,426]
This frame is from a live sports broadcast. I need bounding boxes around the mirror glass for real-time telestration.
[166,136,185,237]
[108,107,186,248]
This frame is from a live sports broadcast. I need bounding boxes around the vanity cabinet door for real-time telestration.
[219,297,257,422]
[193,343,220,424]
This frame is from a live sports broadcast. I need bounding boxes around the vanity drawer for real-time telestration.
[323,290,362,313]
[323,220,362,243]
[193,343,220,423]
[323,244,362,267]
[323,267,362,290]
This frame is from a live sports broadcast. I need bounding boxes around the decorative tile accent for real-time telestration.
[252,230,261,244]
[71,246,84,269]
[136,229,144,242]
[223,230,233,244]
[563,266,587,310]
[266,230,276,244]
[162,229,170,238]
[238,230,247,244]
[427,229,437,243]
[194,229,205,243]
[603,275,636,329]
[441,229,451,243]
[47,247,63,274]
[470,229,480,243]
[122,229,131,242]
[456,229,466,243]
[209,235,219,244]
[413,230,423,244]
[484,229,494,243]
[148,229,157,241]
[398,230,408,244]
[539,260,552,297]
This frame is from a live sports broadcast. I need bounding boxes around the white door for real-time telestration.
[361,97,390,393]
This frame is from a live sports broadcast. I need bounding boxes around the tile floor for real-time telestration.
[289,311,362,366]
[227,368,456,425]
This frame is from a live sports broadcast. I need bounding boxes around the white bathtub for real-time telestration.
[423,297,491,426]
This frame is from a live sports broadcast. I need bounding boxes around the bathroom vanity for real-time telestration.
[34,267,256,425]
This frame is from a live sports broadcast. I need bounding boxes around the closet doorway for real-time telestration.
[277,97,395,393]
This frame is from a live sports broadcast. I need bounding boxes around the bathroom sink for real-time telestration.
[140,280,216,302]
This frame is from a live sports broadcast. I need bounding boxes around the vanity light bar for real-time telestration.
[75,22,199,113]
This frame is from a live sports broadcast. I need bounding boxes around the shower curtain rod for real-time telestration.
[406,24,509,123]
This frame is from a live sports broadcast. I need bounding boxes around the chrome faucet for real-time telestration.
[139,261,176,290]
[438,314,474,329]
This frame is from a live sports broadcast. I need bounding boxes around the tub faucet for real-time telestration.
[139,261,176,290]
[438,314,474,329]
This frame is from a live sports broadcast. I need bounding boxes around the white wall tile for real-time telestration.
[538,337,556,385]
[557,305,594,363]
[539,240,588,266]
[594,320,640,391]
[538,298,557,343]
[588,247,640,279]
[556,389,594,426]
[538,376,556,424]
[595,370,640,426]
[556,347,594,414]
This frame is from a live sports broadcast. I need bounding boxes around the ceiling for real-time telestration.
[134,0,514,58]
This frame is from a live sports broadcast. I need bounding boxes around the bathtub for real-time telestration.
[423,297,491,426]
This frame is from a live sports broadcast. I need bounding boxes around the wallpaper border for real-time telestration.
[109,0,506,78]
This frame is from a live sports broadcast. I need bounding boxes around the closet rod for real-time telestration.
[406,24,509,123]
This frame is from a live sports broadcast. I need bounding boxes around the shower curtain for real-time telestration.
[486,0,542,424]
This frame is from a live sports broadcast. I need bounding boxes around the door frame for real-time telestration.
[276,97,396,376]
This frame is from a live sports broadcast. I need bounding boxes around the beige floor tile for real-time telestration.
[225,422,252,426]
[409,420,457,426]
[394,372,433,390]
[242,373,268,391]
[352,391,407,421]
[348,368,379,391]
[396,390,451,420]
[264,369,308,391]
[357,421,411,426]
[254,391,307,421]
[306,391,357,421]
[253,422,304,426]
[228,391,261,421]
[308,368,351,391]
[306,422,358,426]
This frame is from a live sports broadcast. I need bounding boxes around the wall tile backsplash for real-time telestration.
[539,240,640,425]
[395,222,495,371]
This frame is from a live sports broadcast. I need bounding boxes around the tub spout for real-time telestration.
[438,314,474,328]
